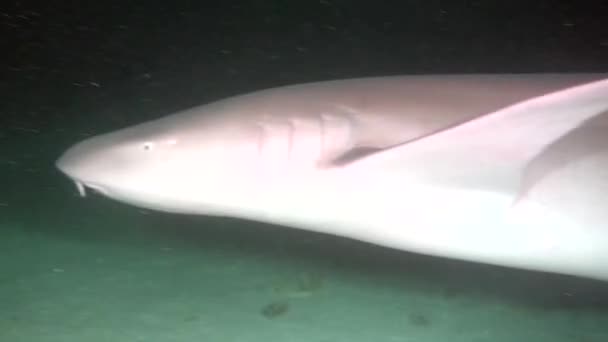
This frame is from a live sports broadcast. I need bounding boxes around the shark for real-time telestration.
[56,73,608,281]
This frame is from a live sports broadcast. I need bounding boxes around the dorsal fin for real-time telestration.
[338,76,608,194]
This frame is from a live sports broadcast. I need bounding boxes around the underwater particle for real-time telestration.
[183,314,199,322]
[272,272,325,298]
[408,313,431,327]
[261,301,289,319]
[295,272,324,293]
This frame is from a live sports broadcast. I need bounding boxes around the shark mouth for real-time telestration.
[75,181,86,197]
[74,181,109,197]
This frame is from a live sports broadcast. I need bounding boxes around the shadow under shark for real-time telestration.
[56,74,608,281]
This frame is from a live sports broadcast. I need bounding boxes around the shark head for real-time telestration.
[55,76,455,221]
[55,83,383,221]
[55,101,285,216]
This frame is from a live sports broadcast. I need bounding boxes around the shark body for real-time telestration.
[56,74,608,281]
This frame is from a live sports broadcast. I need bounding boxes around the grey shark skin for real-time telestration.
[56,74,608,281]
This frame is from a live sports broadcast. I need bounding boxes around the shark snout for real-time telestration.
[55,143,112,197]
[55,144,88,181]
[56,157,111,197]
[56,152,89,197]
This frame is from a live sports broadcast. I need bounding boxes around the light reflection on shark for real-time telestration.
[56,74,608,281]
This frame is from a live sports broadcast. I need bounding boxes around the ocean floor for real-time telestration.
[2,179,608,341]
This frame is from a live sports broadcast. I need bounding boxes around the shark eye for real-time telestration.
[142,142,155,151]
